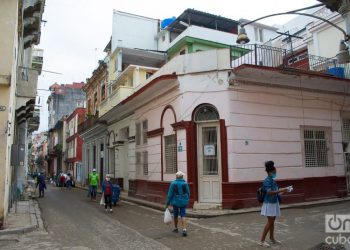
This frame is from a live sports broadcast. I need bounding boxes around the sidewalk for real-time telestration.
[76,185,350,218]
[0,199,41,235]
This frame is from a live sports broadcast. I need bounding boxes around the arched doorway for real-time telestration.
[193,104,222,204]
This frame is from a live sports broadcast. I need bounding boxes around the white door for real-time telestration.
[197,123,222,203]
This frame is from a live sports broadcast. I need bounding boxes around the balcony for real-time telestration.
[99,85,133,117]
[78,114,100,134]
[231,44,350,79]
[16,67,39,98]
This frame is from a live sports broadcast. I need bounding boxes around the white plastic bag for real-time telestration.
[100,194,105,206]
[164,208,172,224]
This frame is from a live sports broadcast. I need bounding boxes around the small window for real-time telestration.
[302,126,332,167]
[101,85,106,100]
[162,35,165,42]
[143,120,148,144]
[136,152,142,175]
[342,119,350,141]
[94,92,98,106]
[259,29,264,42]
[143,151,148,176]
[146,72,153,79]
[136,123,141,145]
[180,49,186,55]
[165,134,177,173]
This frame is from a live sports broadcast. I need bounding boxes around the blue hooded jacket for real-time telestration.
[262,176,279,203]
[166,179,190,208]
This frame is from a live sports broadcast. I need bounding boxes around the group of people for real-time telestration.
[89,168,114,213]
[59,172,73,190]
[164,160,291,245]
[87,160,288,244]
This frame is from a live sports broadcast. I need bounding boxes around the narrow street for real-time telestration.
[1,184,349,250]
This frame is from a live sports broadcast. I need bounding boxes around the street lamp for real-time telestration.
[236,3,350,63]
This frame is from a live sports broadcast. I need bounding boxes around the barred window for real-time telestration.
[143,151,148,176]
[136,123,141,145]
[143,120,148,144]
[343,119,350,141]
[136,152,142,176]
[303,127,331,167]
[165,135,177,173]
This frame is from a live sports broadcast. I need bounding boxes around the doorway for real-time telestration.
[194,104,222,204]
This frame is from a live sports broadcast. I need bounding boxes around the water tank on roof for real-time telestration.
[161,17,176,29]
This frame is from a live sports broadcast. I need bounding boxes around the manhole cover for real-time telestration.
[309,242,346,250]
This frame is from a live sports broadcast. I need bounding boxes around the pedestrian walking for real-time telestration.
[66,173,72,190]
[89,169,99,201]
[165,171,190,237]
[259,161,289,247]
[59,173,66,190]
[38,174,47,198]
[102,174,113,213]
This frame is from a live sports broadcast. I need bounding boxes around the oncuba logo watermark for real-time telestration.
[325,214,350,246]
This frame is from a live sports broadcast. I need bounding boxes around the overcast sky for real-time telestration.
[36,0,319,132]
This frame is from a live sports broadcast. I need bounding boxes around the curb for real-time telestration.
[74,185,350,218]
[0,199,39,236]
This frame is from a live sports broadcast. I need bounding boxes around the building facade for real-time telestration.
[65,108,85,184]
[47,82,85,130]
[0,0,45,228]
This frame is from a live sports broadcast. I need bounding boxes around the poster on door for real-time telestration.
[204,144,215,156]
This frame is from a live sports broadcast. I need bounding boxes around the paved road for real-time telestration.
[1,185,349,250]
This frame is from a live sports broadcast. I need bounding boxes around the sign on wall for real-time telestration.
[204,145,215,156]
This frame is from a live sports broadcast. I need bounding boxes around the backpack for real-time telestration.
[257,186,265,203]
[173,183,189,207]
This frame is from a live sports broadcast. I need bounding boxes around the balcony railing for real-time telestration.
[99,85,134,117]
[231,44,350,79]
[78,114,99,134]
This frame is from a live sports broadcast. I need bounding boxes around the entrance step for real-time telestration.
[193,202,222,210]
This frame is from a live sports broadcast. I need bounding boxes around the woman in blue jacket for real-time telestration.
[165,171,190,237]
[102,174,114,213]
[259,161,288,247]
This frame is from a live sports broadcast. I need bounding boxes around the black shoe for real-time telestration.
[172,228,178,233]
[182,229,187,237]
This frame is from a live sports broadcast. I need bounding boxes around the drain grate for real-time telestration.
[309,243,346,250]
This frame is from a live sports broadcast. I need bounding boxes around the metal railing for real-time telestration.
[230,44,350,80]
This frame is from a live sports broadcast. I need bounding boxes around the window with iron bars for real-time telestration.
[143,151,148,176]
[136,152,142,176]
[302,127,332,167]
[342,119,350,141]
[164,134,177,173]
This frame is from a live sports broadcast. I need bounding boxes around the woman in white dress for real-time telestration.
[259,161,288,247]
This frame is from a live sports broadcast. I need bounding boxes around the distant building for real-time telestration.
[65,107,85,184]
[47,82,85,130]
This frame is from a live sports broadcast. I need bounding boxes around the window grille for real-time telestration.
[136,152,142,176]
[165,135,177,173]
[142,151,148,176]
[303,128,330,167]
[343,119,350,141]
[143,120,148,144]
[136,123,141,145]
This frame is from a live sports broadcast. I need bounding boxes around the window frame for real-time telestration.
[164,134,177,174]
[301,126,333,168]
